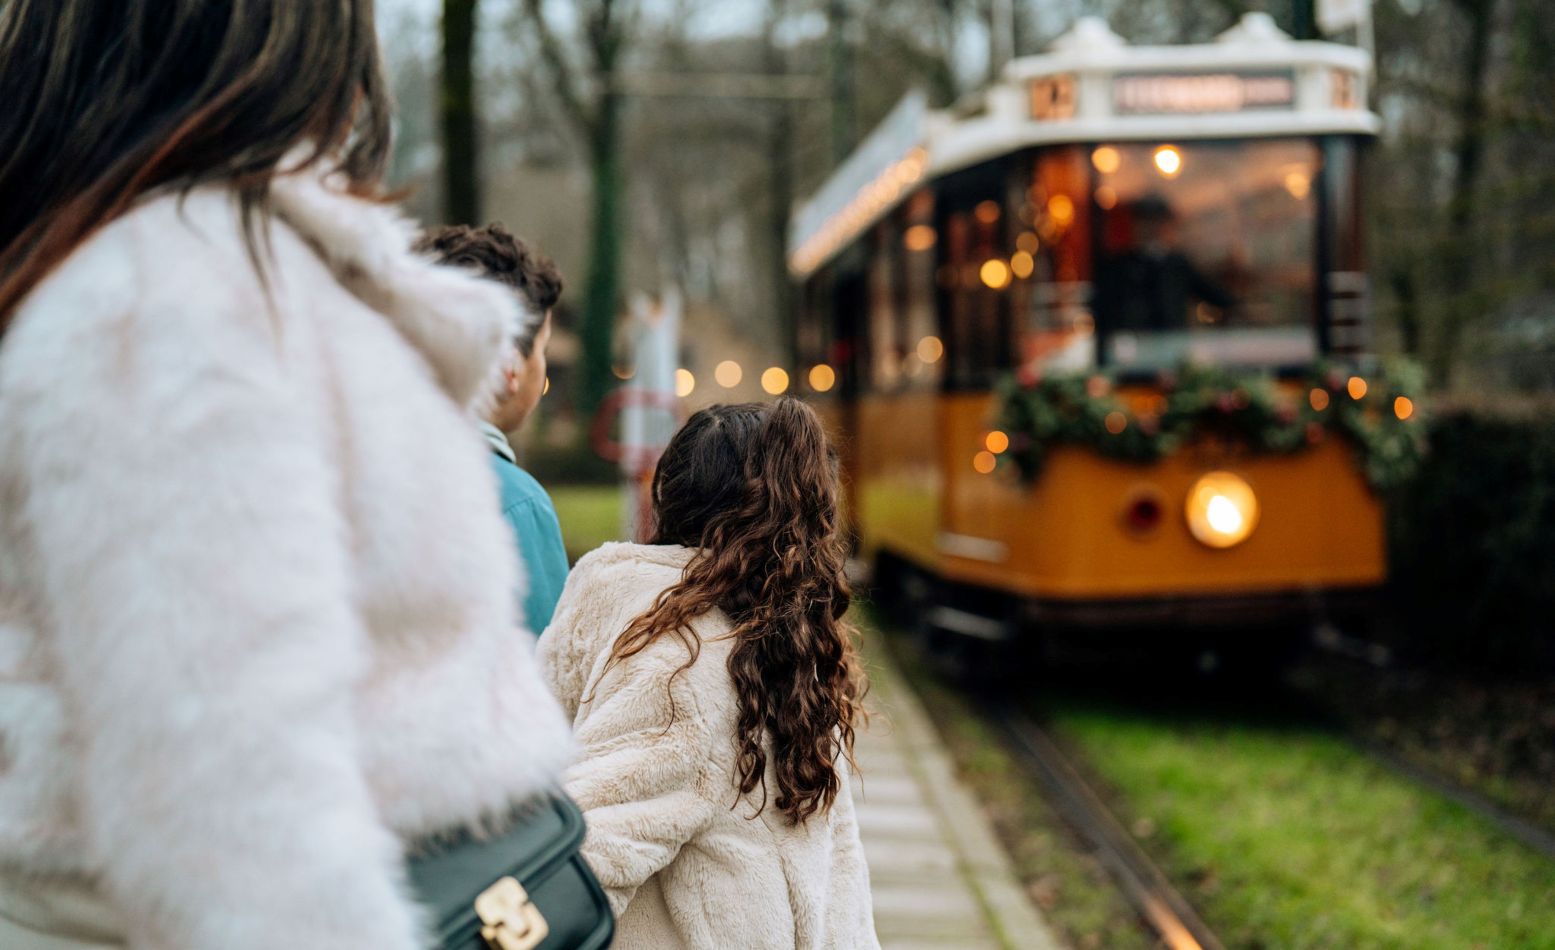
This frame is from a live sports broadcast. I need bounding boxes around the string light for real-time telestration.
[1394,396,1414,420]
[917,335,944,363]
[1153,145,1183,178]
[985,431,1010,453]
[973,451,997,474]
[714,360,742,388]
[1011,251,1035,279]
[761,367,790,395]
[1347,376,1368,400]
[808,364,836,392]
[675,368,695,398]
[1309,388,1330,411]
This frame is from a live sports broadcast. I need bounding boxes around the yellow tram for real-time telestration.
[789,15,1407,648]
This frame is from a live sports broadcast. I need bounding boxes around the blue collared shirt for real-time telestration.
[480,423,569,635]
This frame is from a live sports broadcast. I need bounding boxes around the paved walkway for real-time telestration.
[852,638,1064,950]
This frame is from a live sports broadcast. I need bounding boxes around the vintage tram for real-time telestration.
[789,14,1409,652]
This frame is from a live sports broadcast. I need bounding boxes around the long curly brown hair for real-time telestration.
[606,398,866,824]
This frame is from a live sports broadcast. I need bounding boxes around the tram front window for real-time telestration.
[1091,138,1320,372]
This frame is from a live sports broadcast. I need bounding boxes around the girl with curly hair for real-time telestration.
[539,397,879,949]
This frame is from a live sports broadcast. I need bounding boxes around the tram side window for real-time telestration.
[1089,138,1320,371]
[942,192,1012,388]
[867,221,904,391]
[1014,146,1095,372]
[901,189,943,389]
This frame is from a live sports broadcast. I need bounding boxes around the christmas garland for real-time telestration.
[994,360,1427,490]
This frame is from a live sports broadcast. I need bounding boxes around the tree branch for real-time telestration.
[520,0,596,135]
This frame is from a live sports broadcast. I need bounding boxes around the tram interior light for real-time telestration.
[1011,251,1036,279]
[974,200,1002,224]
[1091,146,1121,174]
[980,258,1013,290]
[903,224,937,252]
[1153,145,1183,178]
[1016,231,1040,254]
[1096,186,1118,209]
[1283,169,1311,200]
[1185,471,1259,549]
[761,367,790,395]
[675,368,696,398]
[809,364,836,393]
[1046,194,1075,226]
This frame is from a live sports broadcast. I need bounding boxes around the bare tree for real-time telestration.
[518,0,639,415]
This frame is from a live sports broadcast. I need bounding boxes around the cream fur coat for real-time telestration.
[0,172,573,948]
[538,543,880,950]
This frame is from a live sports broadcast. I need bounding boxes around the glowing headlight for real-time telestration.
[1185,471,1259,549]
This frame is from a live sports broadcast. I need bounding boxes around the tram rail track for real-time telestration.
[994,708,1225,950]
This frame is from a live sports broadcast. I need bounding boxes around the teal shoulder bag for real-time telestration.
[408,794,614,950]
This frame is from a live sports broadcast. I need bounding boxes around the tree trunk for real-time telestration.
[439,0,481,224]
[1432,0,1497,385]
[578,92,624,416]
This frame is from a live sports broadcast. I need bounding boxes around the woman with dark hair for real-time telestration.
[539,398,880,949]
[0,3,571,948]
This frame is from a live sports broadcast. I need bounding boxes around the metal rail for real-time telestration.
[996,710,1226,950]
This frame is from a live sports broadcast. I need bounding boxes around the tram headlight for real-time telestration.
[1185,472,1259,549]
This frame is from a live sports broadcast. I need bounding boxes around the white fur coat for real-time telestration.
[538,543,880,950]
[0,172,573,948]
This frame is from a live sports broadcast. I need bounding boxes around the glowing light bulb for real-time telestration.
[1153,145,1183,178]
[675,368,695,398]
[1206,495,1244,535]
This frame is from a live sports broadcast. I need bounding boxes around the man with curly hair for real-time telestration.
[416,223,569,635]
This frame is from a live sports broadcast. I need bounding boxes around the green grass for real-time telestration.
[549,484,625,563]
[1049,697,1555,949]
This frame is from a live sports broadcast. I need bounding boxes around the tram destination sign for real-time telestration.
[1112,69,1297,115]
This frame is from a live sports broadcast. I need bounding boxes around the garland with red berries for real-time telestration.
[994,361,1427,490]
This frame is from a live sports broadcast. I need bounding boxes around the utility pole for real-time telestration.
[1291,0,1317,40]
[827,0,856,163]
[989,0,1016,84]
[764,0,799,367]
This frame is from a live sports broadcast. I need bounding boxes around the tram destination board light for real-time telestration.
[1113,69,1297,115]
[1185,471,1259,549]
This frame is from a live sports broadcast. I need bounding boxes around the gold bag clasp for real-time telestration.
[475,876,549,950]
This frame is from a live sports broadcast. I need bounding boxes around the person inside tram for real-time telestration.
[1093,194,1236,334]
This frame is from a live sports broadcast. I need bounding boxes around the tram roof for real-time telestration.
[790,13,1381,279]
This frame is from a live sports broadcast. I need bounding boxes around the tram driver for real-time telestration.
[1093,194,1237,336]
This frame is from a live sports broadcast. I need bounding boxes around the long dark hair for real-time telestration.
[607,398,867,824]
[0,0,393,327]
